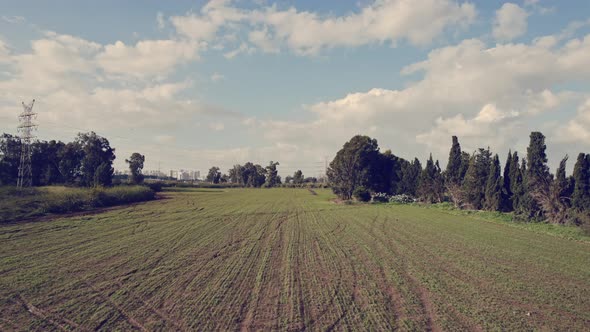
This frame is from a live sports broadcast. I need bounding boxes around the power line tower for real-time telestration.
[17,99,37,188]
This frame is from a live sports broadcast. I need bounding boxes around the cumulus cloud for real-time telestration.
[493,3,528,42]
[169,0,477,55]
[244,32,590,166]
[556,98,590,143]
[209,122,225,131]
[1,16,25,24]
[97,39,200,78]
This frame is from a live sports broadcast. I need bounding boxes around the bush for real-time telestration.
[371,192,390,203]
[389,194,416,204]
[42,186,155,213]
[145,182,163,192]
[353,186,371,202]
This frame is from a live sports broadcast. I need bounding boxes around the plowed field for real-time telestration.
[1,188,588,331]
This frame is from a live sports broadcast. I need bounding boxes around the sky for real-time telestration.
[1,0,590,178]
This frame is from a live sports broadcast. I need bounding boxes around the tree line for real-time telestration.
[328,133,590,225]
[205,163,319,187]
[0,132,146,187]
[205,162,282,187]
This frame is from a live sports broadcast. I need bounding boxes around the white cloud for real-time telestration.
[169,0,477,56]
[1,16,25,24]
[96,39,200,78]
[0,39,9,62]
[244,32,590,165]
[156,12,166,29]
[493,3,528,42]
[556,98,590,143]
[154,135,176,144]
[209,122,225,131]
[416,104,521,155]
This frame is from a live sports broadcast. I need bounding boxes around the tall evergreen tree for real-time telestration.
[462,148,491,209]
[525,132,552,219]
[526,132,552,188]
[445,136,463,185]
[485,154,503,211]
[502,150,514,211]
[417,154,443,203]
[572,153,590,212]
[510,152,524,212]
[399,158,421,196]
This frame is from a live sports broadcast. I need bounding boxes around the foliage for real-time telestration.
[572,153,590,213]
[0,185,155,222]
[126,152,145,184]
[371,192,390,203]
[264,161,281,187]
[293,170,304,185]
[417,154,444,203]
[389,194,416,204]
[328,135,381,200]
[352,186,371,202]
[484,154,503,211]
[206,166,222,184]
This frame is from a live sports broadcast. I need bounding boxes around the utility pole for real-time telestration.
[17,99,37,188]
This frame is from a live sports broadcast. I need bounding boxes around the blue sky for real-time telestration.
[1,0,590,177]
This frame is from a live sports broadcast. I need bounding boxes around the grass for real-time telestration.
[0,185,155,223]
[0,188,588,330]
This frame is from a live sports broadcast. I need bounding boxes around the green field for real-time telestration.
[1,188,589,331]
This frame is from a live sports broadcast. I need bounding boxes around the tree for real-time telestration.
[0,134,22,185]
[417,154,444,203]
[206,166,221,184]
[462,148,491,209]
[445,136,463,185]
[510,152,525,213]
[58,141,84,185]
[32,140,65,186]
[229,164,242,184]
[76,132,115,187]
[484,154,503,211]
[531,156,571,224]
[126,153,145,184]
[525,132,552,220]
[327,135,380,200]
[399,158,421,196]
[501,150,514,211]
[572,153,590,212]
[293,170,304,185]
[264,161,280,187]
[445,136,465,207]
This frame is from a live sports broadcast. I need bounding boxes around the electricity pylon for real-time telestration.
[17,99,37,188]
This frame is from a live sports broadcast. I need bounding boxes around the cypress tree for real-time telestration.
[434,160,445,203]
[462,154,479,209]
[459,151,471,181]
[502,150,514,211]
[463,148,491,209]
[445,136,463,185]
[485,154,503,211]
[572,153,590,212]
[525,132,552,220]
[509,152,522,211]
[526,132,552,188]
[418,154,443,203]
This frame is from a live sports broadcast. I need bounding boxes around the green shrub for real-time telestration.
[353,186,371,202]
[39,186,155,215]
[145,182,163,192]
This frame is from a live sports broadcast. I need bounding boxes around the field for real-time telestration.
[1,188,589,331]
